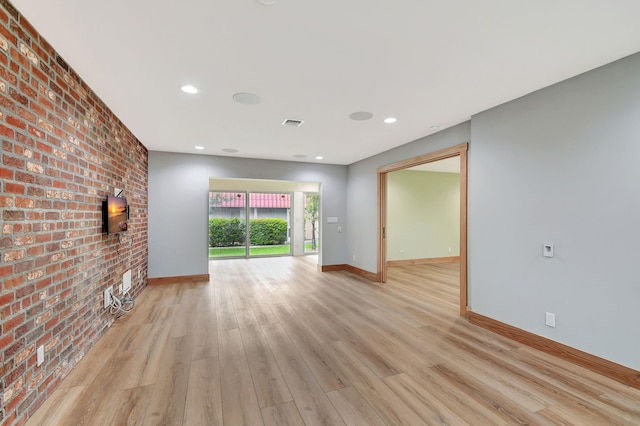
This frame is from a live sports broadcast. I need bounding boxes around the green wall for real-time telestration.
[387,170,460,261]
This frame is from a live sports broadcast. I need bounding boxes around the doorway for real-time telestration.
[378,143,468,315]
[208,191,292,259]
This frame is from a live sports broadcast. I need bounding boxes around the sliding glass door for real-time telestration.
[304,193,319,254]
[248,192,291,257]
[208,191,292,259]
[208,192,247,258]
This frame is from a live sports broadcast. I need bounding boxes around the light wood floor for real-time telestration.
[28,256,640,425]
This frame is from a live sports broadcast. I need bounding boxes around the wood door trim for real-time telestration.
[377,170,387,282]
[377,143,469,316]
[378,143,468,173]
[459,148,468,316]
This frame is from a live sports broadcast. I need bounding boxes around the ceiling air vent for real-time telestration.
[282,119,304,127]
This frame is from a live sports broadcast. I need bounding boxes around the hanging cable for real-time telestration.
[109,290,135,317]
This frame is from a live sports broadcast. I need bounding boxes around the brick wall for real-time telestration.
[0,1,148,424]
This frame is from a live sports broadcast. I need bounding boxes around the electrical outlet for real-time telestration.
[37,345,44,366]
[104,288,113,309]
[123,270,132,293]
[400,249,404,256]
[545,312,556,328]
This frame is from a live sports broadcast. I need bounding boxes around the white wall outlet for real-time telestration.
[448,247,452,253]
[123,270,132,292]
[37,345,44,366]
[545,312,556,328]
[400,249,404,256]
[543,243,554,258]
[104,288,113,309]
[352,255,356,261]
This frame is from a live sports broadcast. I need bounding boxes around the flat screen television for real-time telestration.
[102,195,129,234]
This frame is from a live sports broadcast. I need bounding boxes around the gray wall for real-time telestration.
[346,122,470,272]
[148,152,348,277]
[469,53,640,370]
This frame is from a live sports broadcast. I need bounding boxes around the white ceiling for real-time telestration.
[11,0,640,165]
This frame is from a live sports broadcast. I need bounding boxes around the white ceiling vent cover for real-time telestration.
[282,119,304,127]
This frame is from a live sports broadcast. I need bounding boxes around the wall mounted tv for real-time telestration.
[102,195,129,234]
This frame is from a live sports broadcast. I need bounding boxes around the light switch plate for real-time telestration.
[543,243,554,258]
[545,312,556,328]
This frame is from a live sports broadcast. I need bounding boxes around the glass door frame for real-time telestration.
[209,190,294,259]
[247,191,293,258]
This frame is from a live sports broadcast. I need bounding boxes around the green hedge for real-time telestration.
[249,218,288,245]
[208,218,245,247]
[209,217,288,247]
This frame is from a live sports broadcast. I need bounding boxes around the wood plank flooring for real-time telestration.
[27,257,640,425]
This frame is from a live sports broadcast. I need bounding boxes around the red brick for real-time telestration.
[15,319,35,338]
[26,245,44,256]
[0,122,15,137]
[4,312,25,332]
[0,264,13,277]
[3,154,25,168]
[5,182,25,194]
[0,332,14,350]
[36,233,52,243]
[32,101,47,117]
[0,166,13,179]
[15,171,35,184]
[0,193,14,205]
[6,114,27,129]
[14,260,34,273]
[4,275,25,290]
[15,197,34,208]
[5,389,27,416]
[4,210,25,221]
[0,5,8,23]
[35,277,51,289]
[18,107,36,123]
[20,80,38,100]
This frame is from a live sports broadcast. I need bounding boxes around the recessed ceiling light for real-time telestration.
[222,148,238,153]
[257,0,276,4]
[181,85,199,94]
[349,111,373,121]
[194,146,204,150]
[233,93,261,105]
[315,156,324,160]
[293,154,307,159]
[384,117,397,124]
[429,125,440,131]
